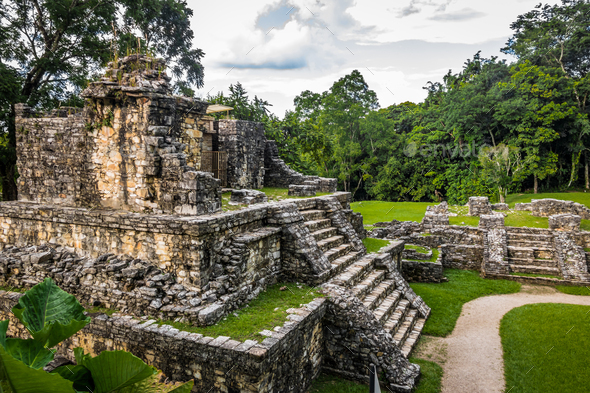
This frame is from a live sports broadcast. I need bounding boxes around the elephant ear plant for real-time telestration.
[0,278,194,393]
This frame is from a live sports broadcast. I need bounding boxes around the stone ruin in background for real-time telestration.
[15,54,337,216]
[369,195,590,285]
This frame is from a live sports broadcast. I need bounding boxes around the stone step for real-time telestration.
[506,232,553,242]
[393,309,419,347]
[506,239,552,248]
[401,317,426,358]
[329,251,364,278]
[510,264,561,276]
[317,235,345,252]
[304,219,332,233]
[324,243,354,262]
[376,292,406,324]
[507,246,554,260]
[506,257,558,268]
[300,209,326,221]
[352,269,386,299]
[312,226,338,242]
[330,254,377,288]
[362,279,397,311]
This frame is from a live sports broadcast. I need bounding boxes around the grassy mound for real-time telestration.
[501,303,590,393]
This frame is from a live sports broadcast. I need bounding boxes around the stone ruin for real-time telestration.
[369,198,590,286]
[0,55,432,392]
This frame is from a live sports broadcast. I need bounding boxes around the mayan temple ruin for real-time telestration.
[0,55,431,392]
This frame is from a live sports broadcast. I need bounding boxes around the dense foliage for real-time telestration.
[219,0,590,204]
[0,278,193,392]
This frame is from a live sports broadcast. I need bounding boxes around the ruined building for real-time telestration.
[0,56,429,392]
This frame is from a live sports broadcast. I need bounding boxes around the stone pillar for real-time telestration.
[479,214,505,229]
[468,196,492,216]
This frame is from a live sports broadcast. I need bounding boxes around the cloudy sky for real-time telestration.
[188,0,560,116]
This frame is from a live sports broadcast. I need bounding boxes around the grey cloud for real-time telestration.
[219,58,308,70]
[430,8,486,21]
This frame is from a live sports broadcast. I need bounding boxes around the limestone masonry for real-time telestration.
[369,197,590,287]
[1,55,430,392]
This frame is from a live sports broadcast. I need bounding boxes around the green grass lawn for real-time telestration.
[353,199,590,230]
[555,285,590,296]
[405,244,430,253]
[410,269,521,336]
[351,201,432,225]
[363,237,391,253]
[506,191,590,208]
[309,358,442,393]
[158,283,323,342]
[501,303,590,393]
[405,246,440,263]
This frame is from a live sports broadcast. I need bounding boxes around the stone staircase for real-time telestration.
[505,228,562,278]
[300,207,426,357]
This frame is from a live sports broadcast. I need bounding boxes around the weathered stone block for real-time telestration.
[549,214,581,232]
[288,185,316,197]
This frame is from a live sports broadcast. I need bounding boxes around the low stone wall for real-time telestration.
[402,247,432,261]
[440,244,484,270]
[288,184,316,197]
[229,189,267,205]
[401,259,444,283]
[421,213,448,231]
[492,203,509,210]
[479,214,505,229]
[549,214,581,231]
[531,198,590,219]
[515,203,532,211]
[0,290,327,393]
[468,196,492,216]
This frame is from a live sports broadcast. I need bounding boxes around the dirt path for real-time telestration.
[413,285,590,393]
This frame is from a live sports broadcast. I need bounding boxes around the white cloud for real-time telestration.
[187,0,561,116]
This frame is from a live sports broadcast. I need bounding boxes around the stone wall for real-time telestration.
[264,141,337,192]
[0,223,281,326]
[468,196,492,216]
[549,214,581,231]
[401,260,444,283]
[15,105,92,207]
[531,198,590,219]
[440,244,484,270]
[16,55,222,216]
[479,214,505,229]
[554,231,590,281]
[217,120,266,189]
[0,290,327,393]
[0,201,286,321]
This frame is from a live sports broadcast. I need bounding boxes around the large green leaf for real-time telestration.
[52,365,94,392]
[0,320,8,348]
[0,345,74,393]
[11,278,90,348]
[167,381,194,393]
[78,350,156,393]
[4,339,54,369]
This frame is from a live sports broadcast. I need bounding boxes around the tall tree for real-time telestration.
[503,0,590,188]
[0,0,205,200]
[321,70,379,196]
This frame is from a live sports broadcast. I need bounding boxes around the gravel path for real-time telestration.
[415,285,590,393]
